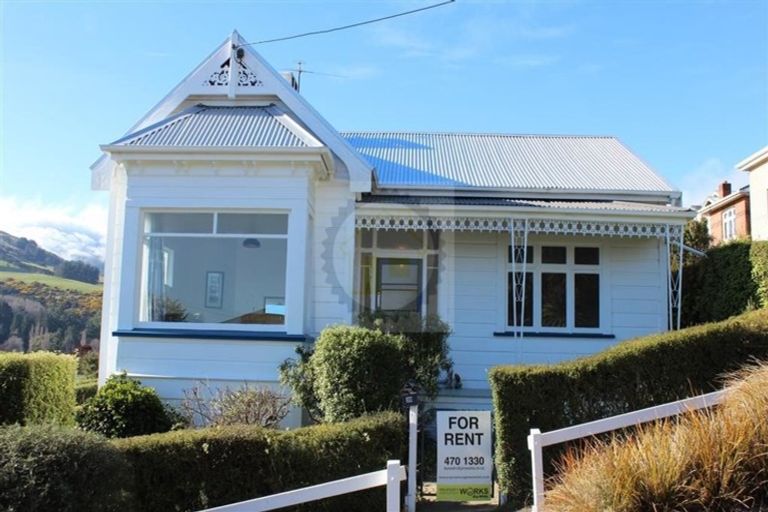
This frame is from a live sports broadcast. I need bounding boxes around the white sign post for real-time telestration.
[436,410,492,502]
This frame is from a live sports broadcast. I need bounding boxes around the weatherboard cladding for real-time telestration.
[358,195,689,214]
[341,132,676,193]
[111,105,319,148]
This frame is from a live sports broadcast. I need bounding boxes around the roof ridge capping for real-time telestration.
[340,131,618,138]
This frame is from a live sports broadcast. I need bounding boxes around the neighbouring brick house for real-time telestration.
[696,181,751,245]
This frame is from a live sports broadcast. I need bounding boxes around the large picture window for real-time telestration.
[507,244,601,331]
[140,212,288,326]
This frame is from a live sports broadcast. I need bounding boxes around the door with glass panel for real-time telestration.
[375,258,423,314]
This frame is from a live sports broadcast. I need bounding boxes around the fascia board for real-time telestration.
[356,201,695,221]
[371,185,681,203]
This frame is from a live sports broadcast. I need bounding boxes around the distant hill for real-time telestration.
[0,231,100,285]
[0,231,103,352]
[0,230,64,273]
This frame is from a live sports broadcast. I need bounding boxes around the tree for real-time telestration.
[54,260,100,284]
[683,218,712,267]
[0,301,12,342]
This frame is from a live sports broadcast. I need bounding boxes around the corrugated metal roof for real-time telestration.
[359,195,690,214]
[110,105,322,148]
[342,132,676,193]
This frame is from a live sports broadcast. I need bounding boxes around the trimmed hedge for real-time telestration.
[0,424,134,512]
[0,352,76,426]
[489,309,768,506]
[75,377,98,405]
[682,240,768,326]
[115,411,404,512]
[751,241,768,308]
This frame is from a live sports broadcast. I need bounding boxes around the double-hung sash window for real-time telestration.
[140,211,289,326]
[357,229,439,316]
[507,244,601,331]
[722,208,736,241]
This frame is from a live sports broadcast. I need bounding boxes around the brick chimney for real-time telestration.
[717,181,732,198]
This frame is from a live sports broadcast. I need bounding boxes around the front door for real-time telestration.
[376,258,423,314]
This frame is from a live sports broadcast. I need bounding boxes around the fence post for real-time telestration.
[406,404,418,512]
[528,429,544,512]
[387,460,401,512]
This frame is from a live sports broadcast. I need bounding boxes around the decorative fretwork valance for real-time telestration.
[355,214,683,239]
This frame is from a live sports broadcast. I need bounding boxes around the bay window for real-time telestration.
[140,211,288,326]
[507,244,601,331]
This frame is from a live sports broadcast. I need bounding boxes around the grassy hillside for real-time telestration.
[0,271,101,293]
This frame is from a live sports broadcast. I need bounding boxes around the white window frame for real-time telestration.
[136,209,291,332]
[356,230,440,317]
[722,208,737,241]
[502,239,607,334]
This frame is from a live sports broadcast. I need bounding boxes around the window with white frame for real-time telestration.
[722,208,737,241]
[507,244,601,331]
[357,229,439,316]
[140,211,288,326]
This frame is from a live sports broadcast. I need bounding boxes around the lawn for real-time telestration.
[0,270,102,293]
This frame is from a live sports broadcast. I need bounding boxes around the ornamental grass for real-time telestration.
[545,363,768,511]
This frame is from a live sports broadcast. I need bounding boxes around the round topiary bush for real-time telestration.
[311,325,408,423]
[0,424,133,512]
[76,373,177,438]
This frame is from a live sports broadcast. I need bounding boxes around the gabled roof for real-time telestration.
[108,105,322,148]
[343,132,677,197]
[92,31,372,191]
[737,145,768,172]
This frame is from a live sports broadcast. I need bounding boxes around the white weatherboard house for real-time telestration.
[94,32,694,426]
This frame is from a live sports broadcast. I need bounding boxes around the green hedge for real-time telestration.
[0,352,76,426]
[115,411,404,512]
[75,377,98,405]
[751,241,768,308]
[489,309,768,507]
[0,424,134,512]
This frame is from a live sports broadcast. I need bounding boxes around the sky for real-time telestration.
[1,0,766,262]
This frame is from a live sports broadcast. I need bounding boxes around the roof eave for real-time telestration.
[356,201,695,221]
[736,146,768,172]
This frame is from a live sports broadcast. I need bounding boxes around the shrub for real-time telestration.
[283,325,408,423]
[0,424,133,512]
[77,350,99,378]
[180,381,291,428]
[75,377,98,405]
[359,312,454,399]
[0,351,76,426]
[77,373,176,438]
[546,363,768,511]
[489,309,768,506]
[115,411,404,512]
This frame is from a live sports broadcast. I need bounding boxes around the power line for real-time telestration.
[236,0,455,47]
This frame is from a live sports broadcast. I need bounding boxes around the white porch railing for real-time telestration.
[527,389,728,511]
[200,460,406,512]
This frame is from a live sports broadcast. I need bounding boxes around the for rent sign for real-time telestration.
[436,410,492,502]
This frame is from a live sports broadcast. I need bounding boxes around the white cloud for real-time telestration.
[0,197,108,264]
[676,157,749,207]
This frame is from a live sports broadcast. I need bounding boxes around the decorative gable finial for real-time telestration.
[203,31,263,91]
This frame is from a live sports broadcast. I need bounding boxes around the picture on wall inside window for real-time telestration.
[205,271,224,309]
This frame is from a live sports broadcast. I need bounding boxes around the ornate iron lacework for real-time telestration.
[355,215,683,238]
[204,58,263,87]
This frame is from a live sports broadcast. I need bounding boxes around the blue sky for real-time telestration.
[1,0,766,260]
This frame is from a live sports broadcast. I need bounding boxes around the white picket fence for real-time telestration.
[200,460,406,512]
[527,389,728,511]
